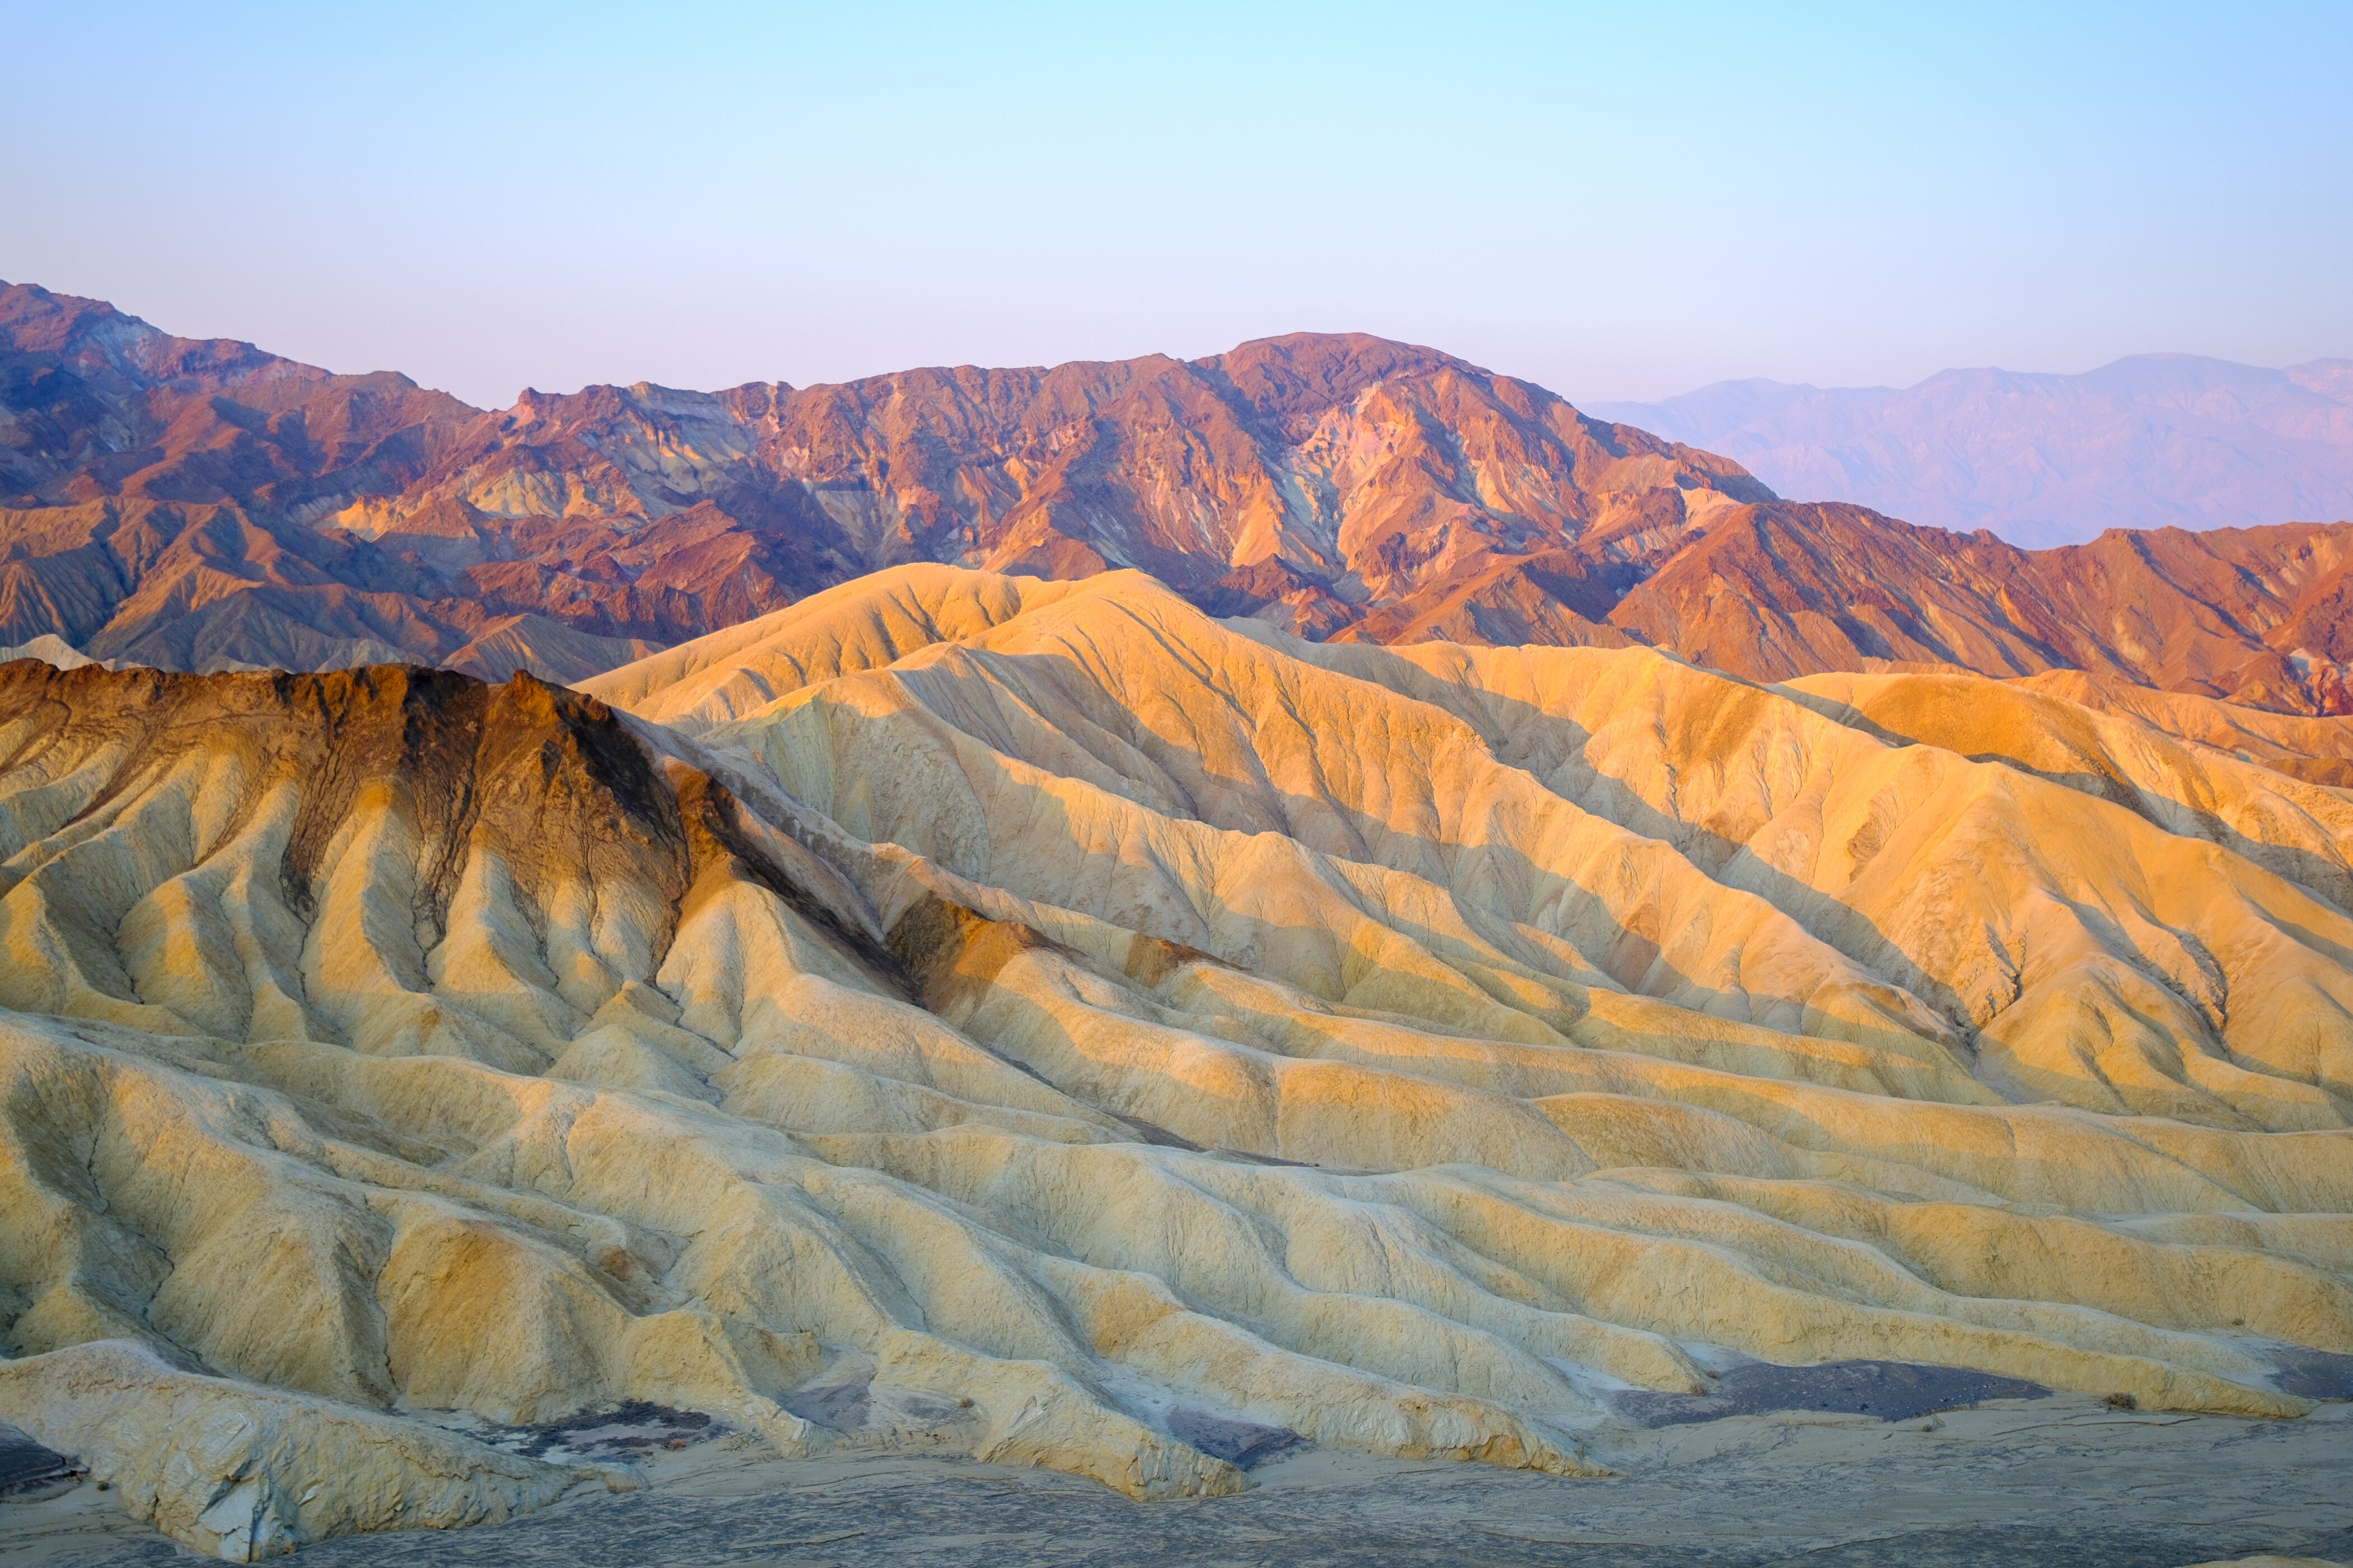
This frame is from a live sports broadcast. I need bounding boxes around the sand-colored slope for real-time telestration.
[2004,670,2353,785]
[2,568,2351,1556]
[579,565,1092,729]
[1789,668,2353,910]
[1253,634,2353,1129]
[659,571,2353,1130]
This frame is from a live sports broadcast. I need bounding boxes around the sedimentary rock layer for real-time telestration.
[2,565,2348,1553]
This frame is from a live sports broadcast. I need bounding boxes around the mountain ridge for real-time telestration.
[0,279,1768,679]
[1594,352,2353,549]
[11,279,2353,714]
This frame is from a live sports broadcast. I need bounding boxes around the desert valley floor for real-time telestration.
[3,565,2352,1560]
[13,1397,2353,1566]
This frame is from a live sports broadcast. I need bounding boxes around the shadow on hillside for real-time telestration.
[876,648,1962,1057]
[1774,677,2353,916]
[847,640,2353,1127]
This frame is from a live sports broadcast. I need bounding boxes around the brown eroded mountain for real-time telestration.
[0,280,1762,681]
[1600,504,2353,713]
[6,279,2353,712]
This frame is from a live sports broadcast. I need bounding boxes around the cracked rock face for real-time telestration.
[2,564,2351,1556]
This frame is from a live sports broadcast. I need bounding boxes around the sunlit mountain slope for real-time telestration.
[2,565,2350,1556]
[13,279,2353,717]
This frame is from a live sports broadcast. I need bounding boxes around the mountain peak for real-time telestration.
[6,280,2352,715]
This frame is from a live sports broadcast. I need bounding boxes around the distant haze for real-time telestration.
[0,3,2346,410]
[1593,355,2353,549]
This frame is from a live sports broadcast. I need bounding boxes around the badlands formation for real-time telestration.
[3,564,2353,1556]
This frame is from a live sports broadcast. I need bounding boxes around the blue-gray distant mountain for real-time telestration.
[1593,355,2353,549]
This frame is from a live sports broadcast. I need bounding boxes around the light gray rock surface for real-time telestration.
[10,1396,2349,1566]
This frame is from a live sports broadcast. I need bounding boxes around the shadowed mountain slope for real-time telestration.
[7,565,2349,1555]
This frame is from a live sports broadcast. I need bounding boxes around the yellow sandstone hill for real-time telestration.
[2,564,2350,1556]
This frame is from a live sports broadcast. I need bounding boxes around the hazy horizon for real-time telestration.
[16,272,2349,418]
[5,1,2347,409]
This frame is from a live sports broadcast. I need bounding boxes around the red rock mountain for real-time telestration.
[1603,505,2353,713]
[7,279,2353,711]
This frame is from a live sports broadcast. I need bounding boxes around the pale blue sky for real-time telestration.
[3,1,2346,408]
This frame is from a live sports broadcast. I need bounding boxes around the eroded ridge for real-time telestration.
[2,567,2350,1557]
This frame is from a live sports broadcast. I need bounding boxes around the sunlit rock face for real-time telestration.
[3,565,2351,1555]
[12,277,2353,717]
[0,281,1764,681]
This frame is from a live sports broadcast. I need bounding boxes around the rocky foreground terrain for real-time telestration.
[2,564,2350,1557]
[16,1402,2352,1565]
[8,280,2353,714]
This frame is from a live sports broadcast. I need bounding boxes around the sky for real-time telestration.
[3,1,2348,410]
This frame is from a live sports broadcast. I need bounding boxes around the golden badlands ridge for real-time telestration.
[2,565,2351,1556]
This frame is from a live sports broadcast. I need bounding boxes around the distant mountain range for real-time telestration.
[8,279,2353,713]
[1593,355,2353,549]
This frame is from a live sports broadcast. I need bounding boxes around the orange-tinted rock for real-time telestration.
[9,279,2353,716]
[1,283,1765,675]
[1611,504,2353,714]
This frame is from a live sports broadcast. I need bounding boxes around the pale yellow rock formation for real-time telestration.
[3,565,2351,1553]
[0,1340,597,1558]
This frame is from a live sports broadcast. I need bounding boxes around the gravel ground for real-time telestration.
[6,1394,2348,1566]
